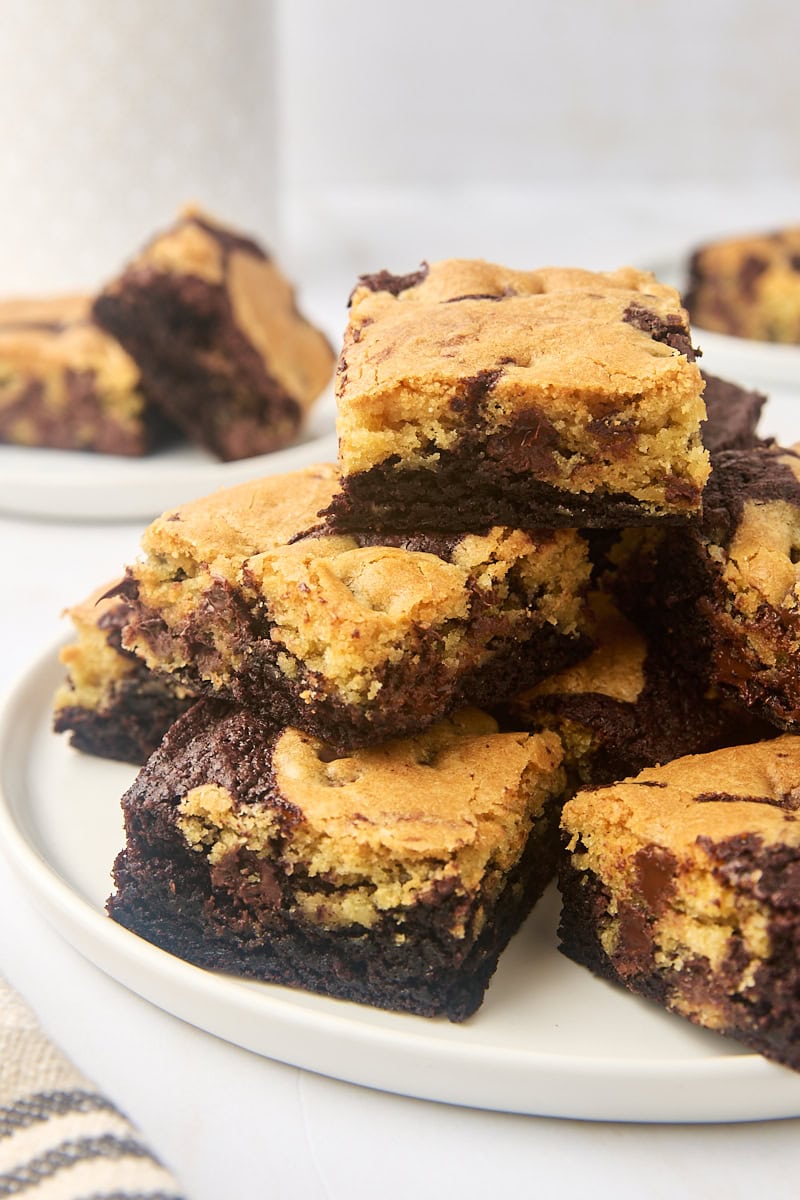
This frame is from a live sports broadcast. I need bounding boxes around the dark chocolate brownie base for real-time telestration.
[558,846,800,1072]
[700,371,766,457]
[94,273,302,462]
[507,680,770,790]
[54,678,192,765]
[321,445,701,534]
[111,816,557,1021]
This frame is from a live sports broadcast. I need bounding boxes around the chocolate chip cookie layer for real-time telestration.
[325,260,709,531]
[559,736,800,1071]
[93,207,335,461]
[119,464,592,752]
[108,703,566,1020]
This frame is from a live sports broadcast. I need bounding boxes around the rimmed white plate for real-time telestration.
[651,257,800,392]
[3,643,800,1123]
[0,392,338,523]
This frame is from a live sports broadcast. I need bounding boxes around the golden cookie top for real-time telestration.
[564,735,800,853]
[342,260,700,410]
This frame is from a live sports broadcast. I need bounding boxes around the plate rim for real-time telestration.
[0,415,339,524]
[649,253,800,388]
[4,639,800,1123]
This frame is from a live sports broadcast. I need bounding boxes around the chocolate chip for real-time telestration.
[634,844,677,912]
[739,255,769,299]
[356,264,430,298]
[623,303,697,362]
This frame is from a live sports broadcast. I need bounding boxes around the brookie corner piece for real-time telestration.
[323,260,709,532]
[119,463,593,752]
[108,703,567,1020]
[0,295,166,455]
[93,207,335,461]
[559,736,800,1071]
[53,582,194,765]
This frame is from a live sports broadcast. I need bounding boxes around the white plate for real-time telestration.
[652,256,800,392]
[0,391,338,522]
[4,643,800,1123]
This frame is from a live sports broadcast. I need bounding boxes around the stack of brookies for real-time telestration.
[1,207,335,460]
[54,259,800,1061]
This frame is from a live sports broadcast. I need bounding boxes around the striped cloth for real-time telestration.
[0,974,186,1199]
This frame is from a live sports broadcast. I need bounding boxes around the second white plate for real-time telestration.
[0,392,338,523]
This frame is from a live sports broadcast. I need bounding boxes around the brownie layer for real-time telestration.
[54,588,193,765]
[322,442,703,533]
[54,677,191,765]
[111,801,559,1021]
[700,371,766,457]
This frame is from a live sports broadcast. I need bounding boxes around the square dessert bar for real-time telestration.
[108,703,566,1020]
[119,463,592,752]
[686,226,800,343]
[53,583,194,764]
[559,736,800,1071]
[0,295,166,455]
[93,207,335,461]
[324,260,709,532]
[503,590,768,788]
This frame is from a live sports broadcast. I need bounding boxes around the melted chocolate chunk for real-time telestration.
[634,845,677,911]
[695,791,799,810]
[623,303,697,362]
[356,264,430,298]
[449,369,503,420]
[483,407,564,473]
[739,255,769,300]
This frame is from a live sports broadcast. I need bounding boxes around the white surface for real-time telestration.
[7,645,800,1125]
[5,185,800,1198]
[0,395,337,522]
[0,0,277,291]
[278,1,800,189]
